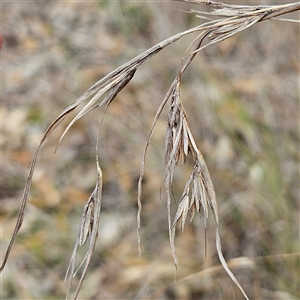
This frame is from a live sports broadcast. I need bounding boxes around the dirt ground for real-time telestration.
[1,1,299,299]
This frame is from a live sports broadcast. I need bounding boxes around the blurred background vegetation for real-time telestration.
[1,1,299,299]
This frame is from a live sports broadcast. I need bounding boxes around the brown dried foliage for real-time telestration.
[1,1,299,299]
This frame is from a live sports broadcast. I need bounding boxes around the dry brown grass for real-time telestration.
[1,1,299,300]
